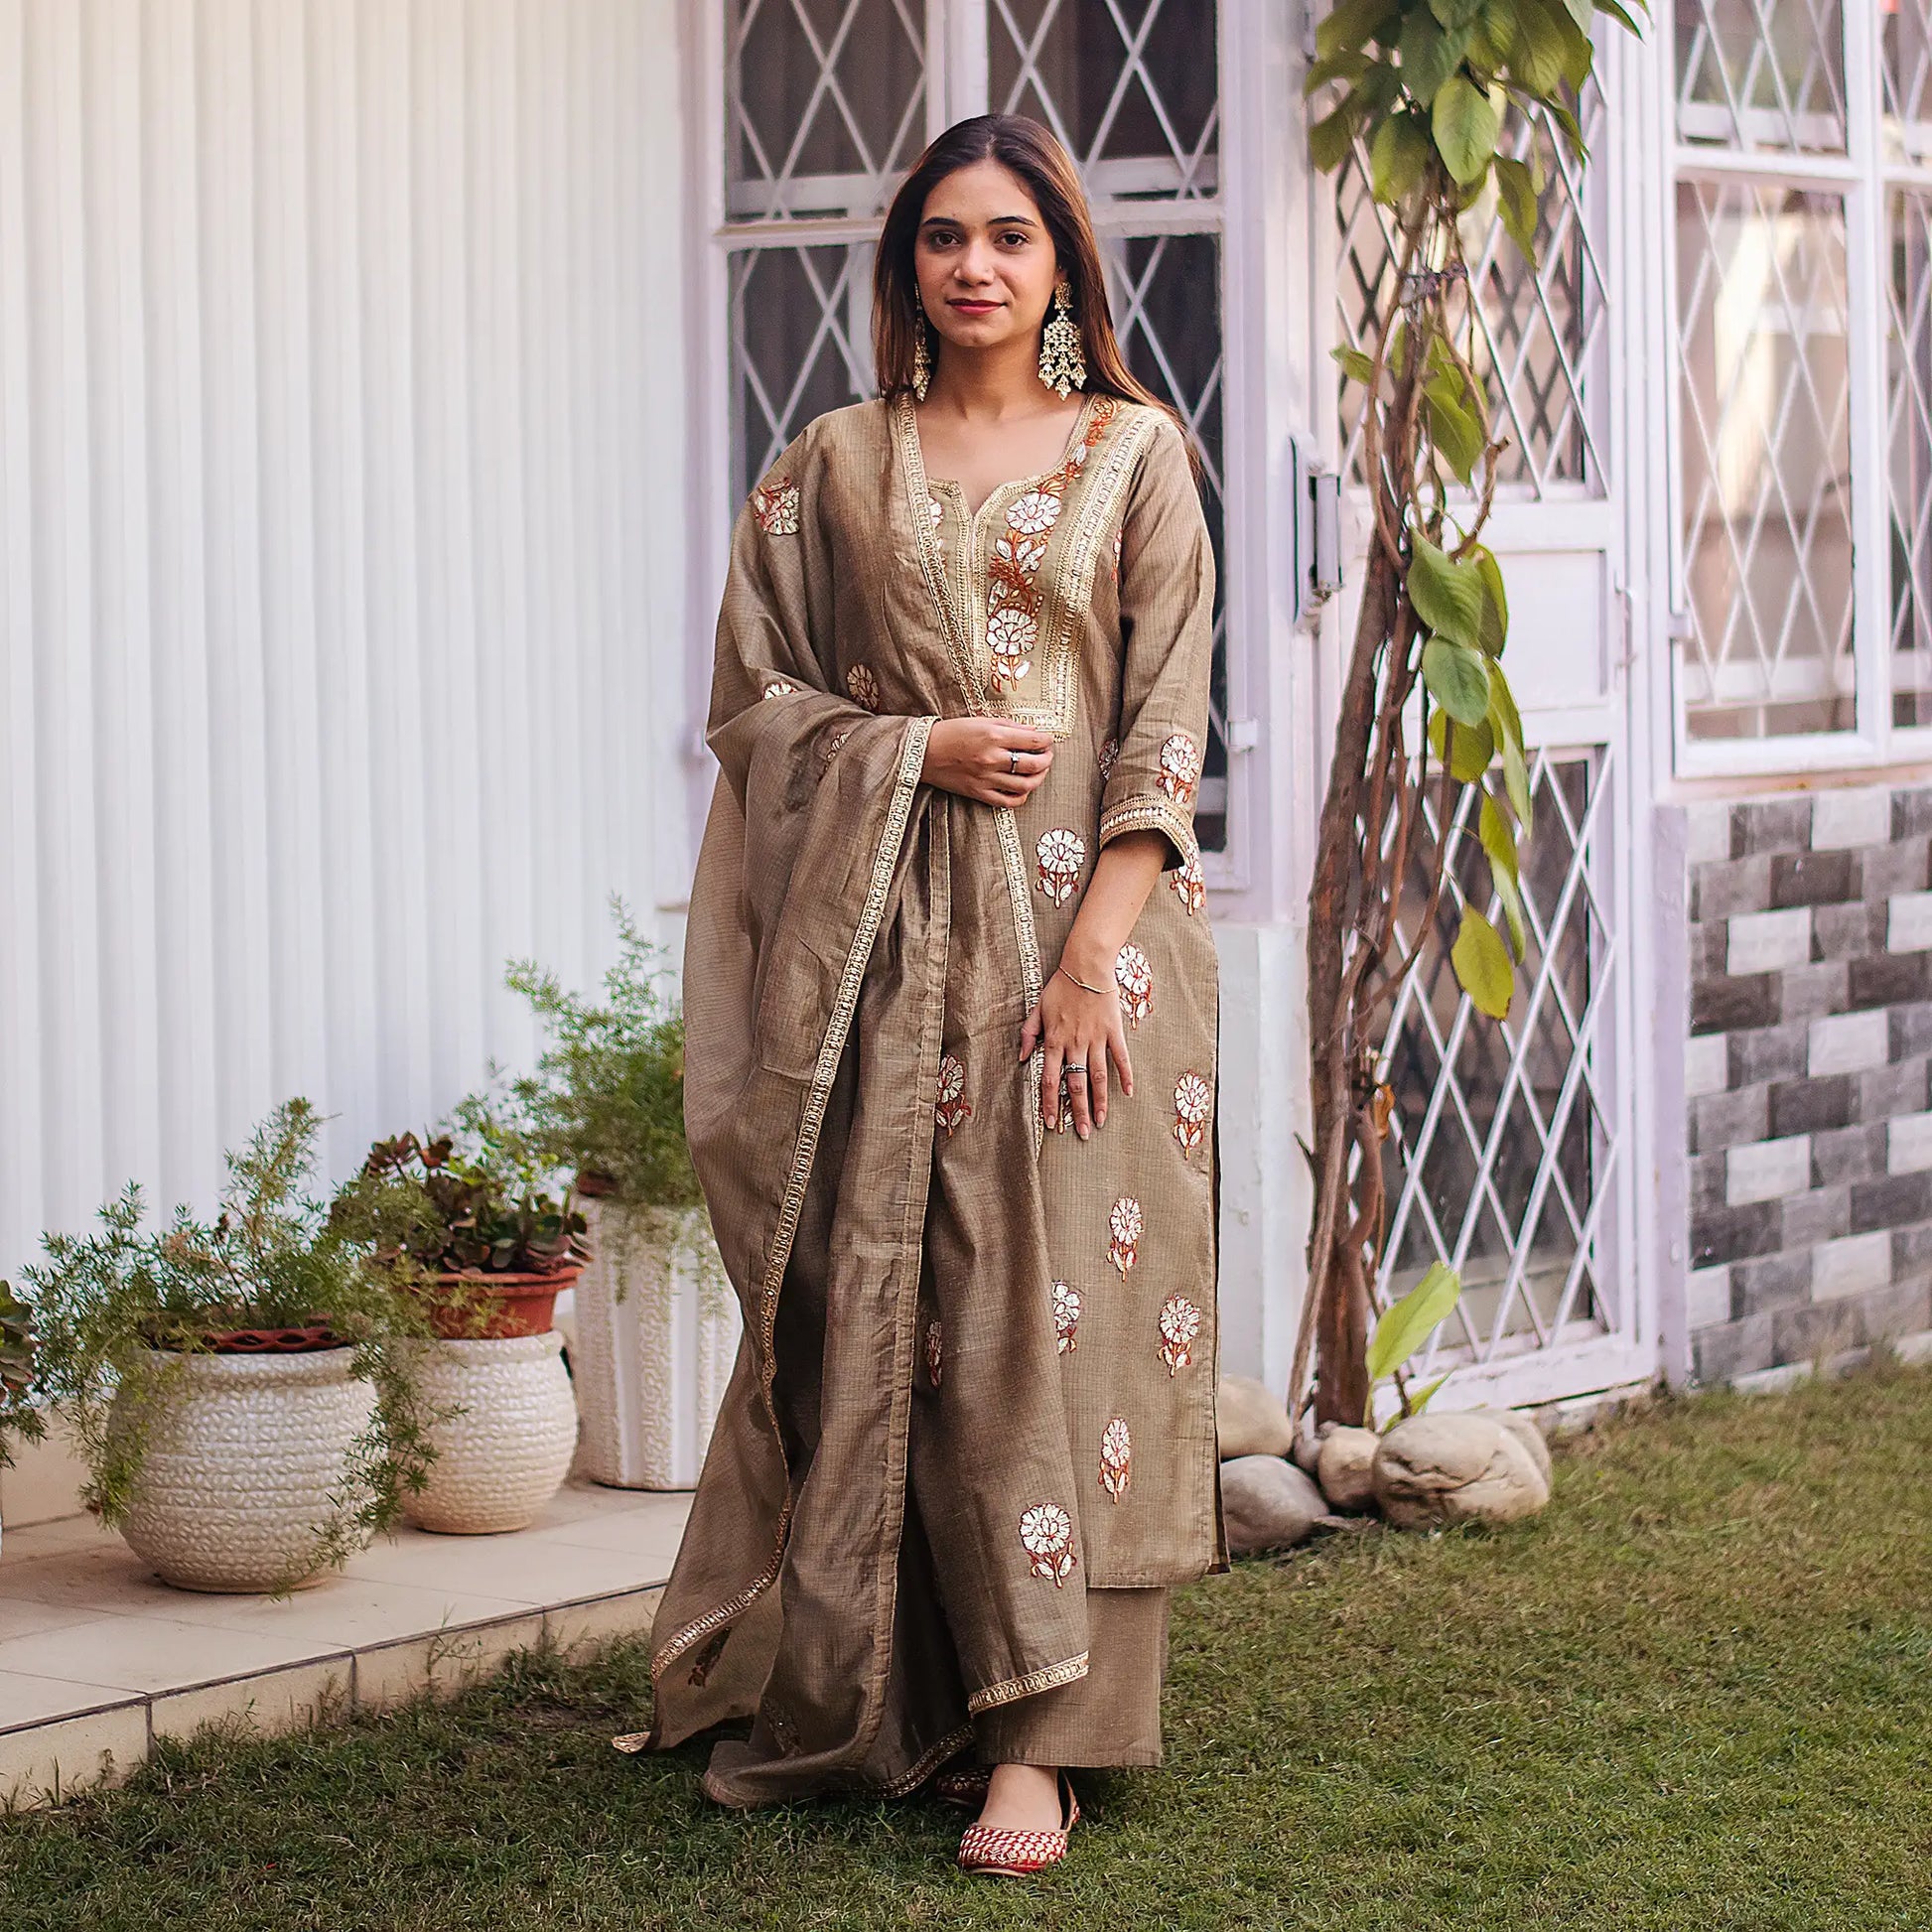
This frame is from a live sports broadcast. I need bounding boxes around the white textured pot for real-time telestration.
[573,1199,739,1489]
[404,1330,579,1534]
[115,1348,378,1593]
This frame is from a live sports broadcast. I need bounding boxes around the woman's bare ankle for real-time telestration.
[976,1760,1062,1831]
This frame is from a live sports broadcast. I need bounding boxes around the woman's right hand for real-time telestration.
[920,718,1054,807]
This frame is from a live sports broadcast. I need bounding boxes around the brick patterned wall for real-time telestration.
[1687,783,1932,1383]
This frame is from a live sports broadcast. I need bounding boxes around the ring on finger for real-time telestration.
[1009,749,1021,775]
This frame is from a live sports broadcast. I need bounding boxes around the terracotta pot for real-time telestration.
[422,1264,582,1341]
[200,1322,341,1355]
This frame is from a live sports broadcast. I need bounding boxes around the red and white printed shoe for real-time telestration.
[956,1768,1080,1877]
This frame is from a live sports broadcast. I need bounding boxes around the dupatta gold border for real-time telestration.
[646,714,937,1684]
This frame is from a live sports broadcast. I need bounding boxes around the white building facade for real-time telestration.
[1,0,1926,1415]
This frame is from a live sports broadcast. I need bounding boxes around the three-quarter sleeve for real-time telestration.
[1096,413,1216,874]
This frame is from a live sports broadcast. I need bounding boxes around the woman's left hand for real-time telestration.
[1020,956,1133,1140]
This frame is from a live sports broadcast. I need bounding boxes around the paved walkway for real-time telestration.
[0,1479,693,1807]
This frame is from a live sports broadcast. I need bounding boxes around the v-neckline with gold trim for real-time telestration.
[901,389,1098,526]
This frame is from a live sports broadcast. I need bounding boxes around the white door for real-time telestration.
[1314,22,1659,1408]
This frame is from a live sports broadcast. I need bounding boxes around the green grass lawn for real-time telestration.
[4,1361,1929,1932]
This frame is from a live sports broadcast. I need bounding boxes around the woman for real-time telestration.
[621,113,1226,1876]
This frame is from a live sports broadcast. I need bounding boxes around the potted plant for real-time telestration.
[0,1281,48,1557]
[330,1111,585,1535]
[503,896,736,1490]
[18,1100,439,1594]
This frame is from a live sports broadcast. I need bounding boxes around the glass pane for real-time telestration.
[1891,192,1932,729]
[1105,232,1228,851]
[727,0,926,220]
[1883,0,1932,163]
[1337,83,1609,498]
[1380,756,1614,1362]
[1674,0,1845,153]
[990,0,1218,202]
[1676,182,1853,740]
[729,244,874,498]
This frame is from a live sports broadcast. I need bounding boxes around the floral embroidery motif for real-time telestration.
[980,398,1120,696]
[1099,1417,1132,1502]
[846,663,879,710]
[986,592,1041,691]
[1172,857,1206,915]
[1115,943,1154,1029]
[1020,1501,1078,1587]
[761,677,797,699]
[1053,1279,1081,1352]
[1098,736,1119,783]
[1157,732,1201,804]
[819,729,850,772]
[1110,526,1124,585]
[751,478,799,536]
[925,1316,943,1388]
[1008,488,1063,538]
[1159,1295,1202,1376]
[935,1053,973,1137]
[1108,1196,1143,1279]
[1035,828,1087,905]
[1049,1069,1073,1133]
[1173,1071,1212,1155]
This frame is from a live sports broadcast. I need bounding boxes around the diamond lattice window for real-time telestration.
[1674,0,1846,152]
[727,0,927,219]
[989,0,1219,201]
[1336,79,1609,498]
[1675,182,1853,740]
[1378,756,1617,1367]
[1884,0,1932,158]
[1892,191,1932,727]
[729,243,875,499]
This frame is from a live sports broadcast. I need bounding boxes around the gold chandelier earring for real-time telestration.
[911,305,933,402]
[1038,276,1086,398]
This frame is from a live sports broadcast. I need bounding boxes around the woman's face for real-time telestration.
[912,159,1062,354]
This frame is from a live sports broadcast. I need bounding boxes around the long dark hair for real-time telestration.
[872,115,1196,468]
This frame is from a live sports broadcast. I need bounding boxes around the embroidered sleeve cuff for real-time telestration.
[1097,793,1198,874]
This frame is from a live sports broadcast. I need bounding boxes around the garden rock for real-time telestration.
[1219,1455,1332,1554]
[1372,1412,1551,1531]
[1314,1425,1381,1513]
[1486,1407,1554,1488]
[1216,1376,1296,1460]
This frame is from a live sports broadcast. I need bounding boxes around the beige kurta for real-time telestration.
[629,388,1227,1806]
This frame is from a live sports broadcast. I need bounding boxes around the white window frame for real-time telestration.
[1664,4,1932,779]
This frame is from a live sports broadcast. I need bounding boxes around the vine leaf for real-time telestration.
[1332,345,1379,385]
[1398,8,1464,103]
[1371,112,1436,205]
[1365,1260,1461,1387]
[1493,153,1542,262]
[1451,911,1515,1017]
[1422,636,1491,726]
[1409,535,1486,646]
[1431,73,1499,185]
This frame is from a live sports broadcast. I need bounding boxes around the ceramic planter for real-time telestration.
[401,1329,579,1534]
[572,1197,739,1489]
[114,1347,379,1592]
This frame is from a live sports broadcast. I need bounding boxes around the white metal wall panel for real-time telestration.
[0,0,692,1268]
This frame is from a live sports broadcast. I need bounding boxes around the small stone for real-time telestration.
[1219,1455,1330,1554]
[1371,1413,1551,1531]
[1315,1426,1381,1512]
[1216,1376,1296,1459]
